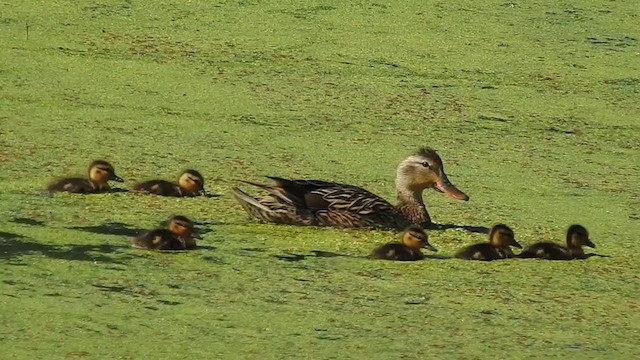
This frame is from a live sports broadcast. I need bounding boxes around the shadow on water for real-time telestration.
[274,250,356,262]
[0,231,136,264]
[11,217,46,226]
[274,250,453,262]
[68,222,144,237]
[585,253,610,258]
[429,223,489,234]
[108,188,130,194]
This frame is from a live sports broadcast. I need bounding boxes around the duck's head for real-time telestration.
[168,215,201,239]
[178,169,205,194]
[567,224,595,248]
[396,147,469,201]
[488,224,521,248]
[88,160,124,184]
[402,224,437,252]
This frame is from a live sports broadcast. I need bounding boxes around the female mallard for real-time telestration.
[47,160,124,193]
[132,169,205,197]
[518,224,596,260]
[455,224,521,261]
[132,215,201,250]
[232,147,468,229]
[370,225,437,261]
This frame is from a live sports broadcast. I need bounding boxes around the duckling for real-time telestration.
[233,147,469,230]
[132,215,201,250]
[518,224,596,260]
[370,224,437,261]
[47,160,124,193]
[132,169,205,197]
[455,224,521,261]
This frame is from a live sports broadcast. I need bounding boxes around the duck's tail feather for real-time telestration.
[232,187,286,223]
[236,179,296,206]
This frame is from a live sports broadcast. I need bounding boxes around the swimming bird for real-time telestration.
[47,160,124,193]
[455,224,521,261]
[370,225,437,261]
[131,215,201,250]
[518,224,596,260]
[232,147,468,229]
[132,169,205,197]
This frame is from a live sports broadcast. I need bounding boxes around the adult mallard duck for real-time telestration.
[132,169,205,197]
[131,215,201,250]
[232,147,468,229]
[370,225,437,261]
[455,224,521,261]
[47,160,124,193]
[518,224,596,260]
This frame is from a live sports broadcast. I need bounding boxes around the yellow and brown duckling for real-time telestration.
[47,160,124,193]
[518,224,596,260]
[232,147,469,230]
[132,169,205,197]
[455,224,522,261]
[370,225,437,261]
[132,215,201,250]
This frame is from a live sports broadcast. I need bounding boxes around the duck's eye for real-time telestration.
[420,161,430,168]
[410,233,425,241]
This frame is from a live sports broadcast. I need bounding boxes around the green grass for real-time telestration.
[1,1,639,358]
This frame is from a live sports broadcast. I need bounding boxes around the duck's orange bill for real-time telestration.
[434,176,469,201]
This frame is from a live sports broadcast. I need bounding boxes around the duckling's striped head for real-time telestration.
[168,215,201,239]
[567,224,594,248]
[178,169,205,194]
[88,160,123,184]
[402,224,437,252]
[396,147,469,201]
[489,224,521,248]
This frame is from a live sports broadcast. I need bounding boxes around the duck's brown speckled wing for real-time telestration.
[306,184,405,229]
[132,180,182,197]
[518,242,572,260]
[47,178,105,193]
[132,229,186,250]
[234,177,405,229]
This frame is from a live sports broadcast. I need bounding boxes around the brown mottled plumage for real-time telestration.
[132,215,201,250]
[232,147,468,229]
[455,224,521,261]
[132,169,205,197]
[370,225,437,261]
[47,160,124,193]
[518,225,596,260]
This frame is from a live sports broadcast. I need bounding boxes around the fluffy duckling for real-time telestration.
[47,160,124,193]
[132,215,201,250]
[132,169,205,197]
[455,224,522,261]
[518,224,596,260]
[370,225,437,261]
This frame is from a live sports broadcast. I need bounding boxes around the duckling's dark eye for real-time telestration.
[420,162,430,168]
